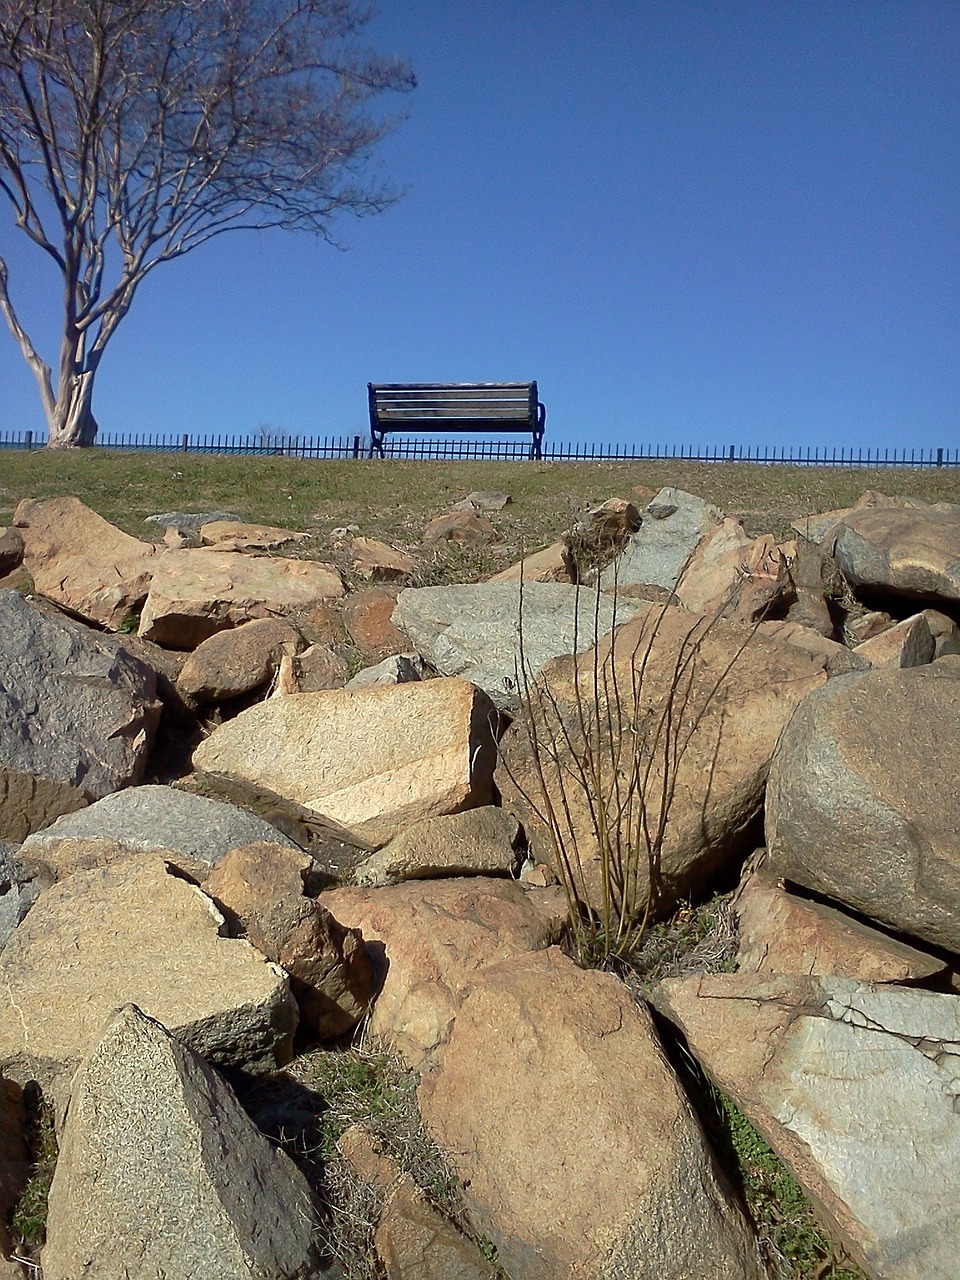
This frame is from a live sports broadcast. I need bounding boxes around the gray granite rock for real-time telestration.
[599,487,723,592]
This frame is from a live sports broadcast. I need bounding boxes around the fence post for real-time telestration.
[25,430,33,451]
[353,435,360,459]
[937,447,944,468]
[728,444,734,461]
[180,433,189,453]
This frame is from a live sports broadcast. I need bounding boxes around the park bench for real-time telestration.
[367,382,546,459]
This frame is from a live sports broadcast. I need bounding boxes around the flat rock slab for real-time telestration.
[42,1004,322,1280]
[418,948,763,1280]
[0,858,296,1116]
[19,784,301,872]
[392,581,643,710]
[193,678,499,847]
[13,496,159,630]
[654,973,960,1280]
[198,519,311,551]
[321,878,566,1069]
[0,593,160,841]
[734,863,949,984]
[138,548,344,648]
[352,806,522,887]
[766,660,960,952]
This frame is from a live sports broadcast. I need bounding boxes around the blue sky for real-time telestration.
[0,0,957,451]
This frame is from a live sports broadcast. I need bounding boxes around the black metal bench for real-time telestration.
[367,382,546,459]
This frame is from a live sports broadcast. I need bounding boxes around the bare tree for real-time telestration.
[0,0,414,446]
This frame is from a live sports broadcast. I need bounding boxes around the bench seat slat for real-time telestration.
[367,380,545,459]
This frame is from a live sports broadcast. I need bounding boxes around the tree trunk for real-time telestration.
[46,369,99,448]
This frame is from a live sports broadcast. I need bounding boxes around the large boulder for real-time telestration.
[0,594,160,842]
[18,785,302,879]
[655,973,960,1280]
[138,548,344,648]
[0,858,296,1116]
[13,496,159,630]
[766,660,960,952]
[193,679,500,847]
[823,498,960,607]
[320,878,566,1069]
[418,948,764,1280]
[599,487,723,592]
[42,1004,322,1280]
[206,843,374,1041]
[674,518,794,623]
[392,582,643,710]
[497,601,844,917]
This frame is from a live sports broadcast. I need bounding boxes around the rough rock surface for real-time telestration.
[0,858,296,1114]
[138,548,344,647]
[42,1004,322,1280]
[766,660,960,951]
[599,486,723,592]
[825,500,960,605]
[339,587,408,659]
[321,878,566,1069]
[0,528,23,576]
[0,1074,27,1258]
[0,593,159,841]
[13,496,159,629]
[346,652,434,689]
[145,510,242,531]
[498,601,839,915]
[176,617,304,703]
[206,843,374,1040]
[734,862,949,984]
[486,541,576,584]
[0,845,42,949]
[352,806,522,887]
[419,948,763,1280]
[19,785,301,872]
[198,519,311,551]
[350,536,418,582]
[392,581,642,710]
[654,973,960,1280]
[193,679,499,847]
[422,510,499,545]
[852,612,935,667]
[675,518,794,623]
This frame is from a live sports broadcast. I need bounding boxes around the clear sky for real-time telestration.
[0,0,957,452]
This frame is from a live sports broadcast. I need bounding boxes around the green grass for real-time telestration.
[8,1085,58,1255]
[3,450,960,582]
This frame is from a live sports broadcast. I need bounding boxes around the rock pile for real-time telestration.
[1,484,960,1278]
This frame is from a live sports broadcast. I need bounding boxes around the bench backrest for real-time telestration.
[369,382,541,431]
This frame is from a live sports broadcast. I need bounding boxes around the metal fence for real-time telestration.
[0,427,956,467]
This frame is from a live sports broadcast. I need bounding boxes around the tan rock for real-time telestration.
[418,948,763,1280]
[138,548,344,647]
[352,806,522,887]
[676,518,794,623]
[283,641,349,691]
[920,607,960,658]
[853,612,935,667]
[654,973,960,1280]
[784,587,835,637]
[351,536,419,583]
[176,617,304,703]
[497,601,840,918]
[573,497,642,549]
[0,858,296,1117]
[486,541,575,583]
[422,511,499,546]
[206,842,374,1040]
[320,878,566,1069]
[193,678,499,847]
[734,863,949,983]
[826,500,960,605]
[846,609,894,643]
[13,496,158,630]
[198,519,311,551]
